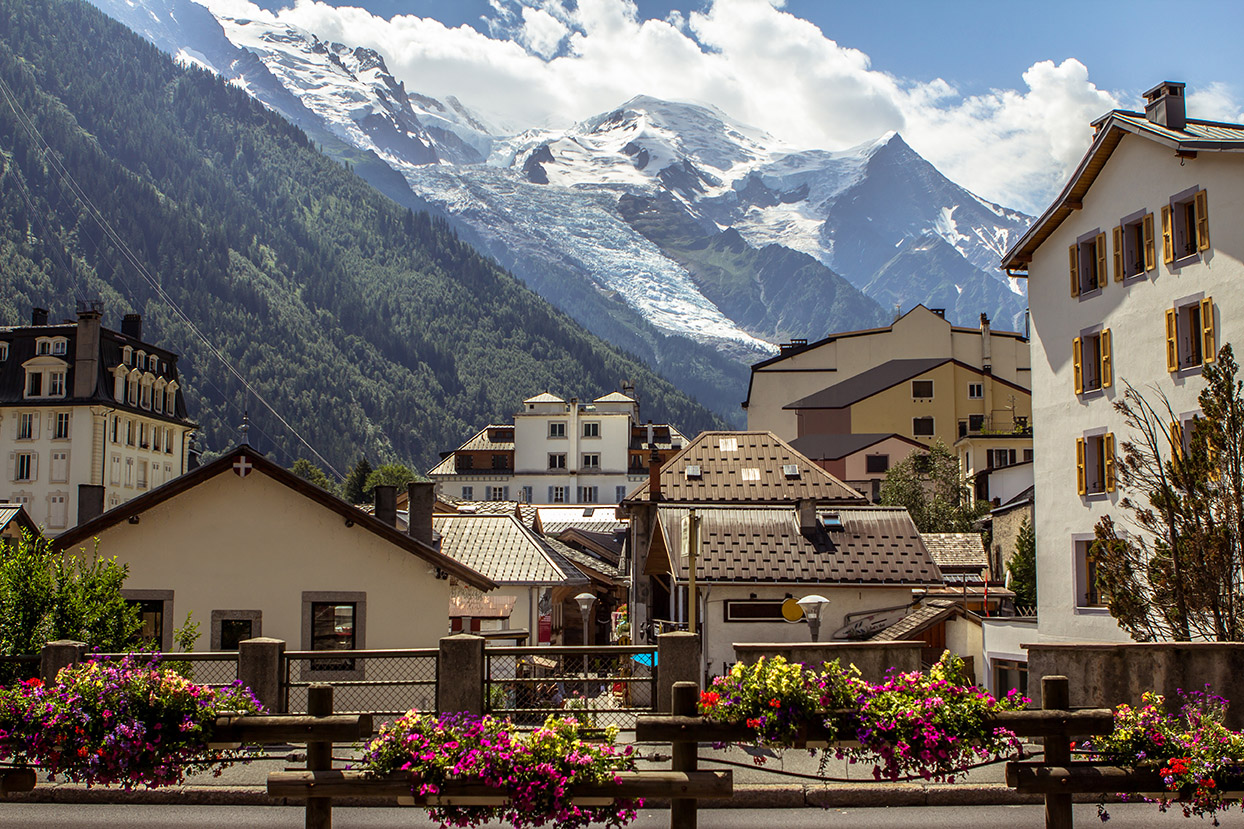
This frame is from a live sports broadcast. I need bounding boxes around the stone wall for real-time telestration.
[733,641,922,683]
[1028,643,1244,728]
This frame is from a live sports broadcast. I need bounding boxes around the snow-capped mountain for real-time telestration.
[87,0,1033,413]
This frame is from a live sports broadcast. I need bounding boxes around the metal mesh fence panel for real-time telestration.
[0,654,40,685]
[484,646,657,730]
[88,652,240,690]
[283,649,438,718]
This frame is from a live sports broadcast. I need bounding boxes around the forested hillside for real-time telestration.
[0,0,723,473]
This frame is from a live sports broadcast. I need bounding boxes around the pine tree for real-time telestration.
[1006,519,1036,608]
[342,456,373,505]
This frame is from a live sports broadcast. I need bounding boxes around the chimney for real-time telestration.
[647,447,662,501]
[374,485,397,527]
[74,306,103,398]
[798,498,818,538]
[980,312,992,373]
[930,308,946,319]
[30,308,48,326]
[77,484,105,525]
[121,313,142,341]
[406,481,435,548]
[1143,81,1186,131]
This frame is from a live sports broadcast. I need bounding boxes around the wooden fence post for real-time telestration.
[670,681,699,829]
[1043,675,1073,829]
[306,684,333,829]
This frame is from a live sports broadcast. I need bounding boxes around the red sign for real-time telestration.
[538,614,552,644]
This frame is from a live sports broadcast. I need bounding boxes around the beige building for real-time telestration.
[54,446,493,658]
[745,305,1031,441]
[1001,81,1244,644]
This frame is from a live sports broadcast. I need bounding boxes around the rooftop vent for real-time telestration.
[741,468,760,482]
[782,464,800,479]
[685,464,702,479]
[582,507,595,517]
[818,513,844,532]
[718,437,738,452]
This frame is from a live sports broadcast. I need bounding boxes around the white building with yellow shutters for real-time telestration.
[1002,81,1237,645]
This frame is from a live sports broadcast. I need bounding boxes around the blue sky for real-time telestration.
[226,0,1244,211]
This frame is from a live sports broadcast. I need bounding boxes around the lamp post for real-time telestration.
[797,594,830,643]
[574,593,597,646]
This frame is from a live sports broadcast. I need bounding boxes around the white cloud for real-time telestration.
[196,0,1199,213]
[1187,82,1244,123]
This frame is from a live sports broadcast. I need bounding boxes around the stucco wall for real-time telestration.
[67,467,456,651]
[733,641,922,683]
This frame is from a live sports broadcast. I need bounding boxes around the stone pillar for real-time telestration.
[238,637,286,714]
[657,631,701,713]
[41,640,86,685]
[438,634,485,715]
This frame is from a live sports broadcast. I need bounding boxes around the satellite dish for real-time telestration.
[781,598,805,623]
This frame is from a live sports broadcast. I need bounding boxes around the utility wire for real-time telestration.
[0,74,343,479]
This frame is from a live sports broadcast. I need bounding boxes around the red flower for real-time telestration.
[699,691,720,708]
[22,678,42,688]
[768,698,781,708]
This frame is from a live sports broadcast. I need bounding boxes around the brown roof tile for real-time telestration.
[434,514,589,586]
[920,532,988,570]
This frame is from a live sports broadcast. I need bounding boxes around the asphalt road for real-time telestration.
[0,804,1214,827]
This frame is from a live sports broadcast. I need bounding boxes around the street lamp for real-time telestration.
[574,592,597,646]
[797,594,831,642]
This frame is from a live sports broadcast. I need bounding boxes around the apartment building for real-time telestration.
[0,305,196,530]
[428,386,685,505]
[1001,81,1244,643]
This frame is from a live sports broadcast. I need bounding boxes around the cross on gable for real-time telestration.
[233,456,253,478]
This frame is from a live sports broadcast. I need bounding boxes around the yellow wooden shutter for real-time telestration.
[1112,225,1124,281]
[1095,232,1108,288]
[1069,244,1080,297]
[1100,329,1112,388]
[1072,337,1083,394]
[1195,189,1209,251]
[1161,205,1174,263]
[1165,308,1178,372]
[1143,213,1156,271]
[1104,433,1116,492]
[1170,421,1184,459]
[1076,438,1087,495]
[1202,297,1216,364]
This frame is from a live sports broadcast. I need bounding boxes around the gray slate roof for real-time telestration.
[869,599,959,641]
[783,359,949,410]
[790,433,921,461]
[435,514,589,586]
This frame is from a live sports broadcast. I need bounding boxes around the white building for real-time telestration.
[1001,81,1244,644]
[1,306,196,531]
[428,388,686,505]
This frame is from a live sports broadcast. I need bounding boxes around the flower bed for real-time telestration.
[0,655,262,788]
[698,652,1028,782]
[358,712,640,828]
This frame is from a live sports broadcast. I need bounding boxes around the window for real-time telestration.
[1166,298,1215,371]
[26,371,42,397]
[989,448,1017,469]
[52,339,67,355]
[548,452,567,470]
[302,592,366,673]
[126,419,134,446]
[723,600,787,622]
[137,460,148,490]
[50,451,67,483]
[911,379,934,398]
[1115,213,1155,279]
[616,485,629,502]
[165,388,176,413]
[1075,538,1106,608]
[111,417,119,444]
[125,457,134,487]
[48,493,68,528]
[48,371,65,397]
[110,455,121,486]
[1024,448,1034,463]
[140,382,151,409]
[14,453,35,482]
[127,377,138,406]
[54,412,70,439]
[865,454,889,474]
[139,423,148,449]
[211,610,262,651]
[578,486,598,503]
[1069,231,1108,296]
[521,485,533,503]
[1162,189,1209,263]
[549,486,567,503]
[1076,432,1115,496]
[548,422,566,438]
[122,590,173,651]
[36,340,49,355]
[583,421,600,438]
[461,485,473,500]
[491,454,509,470]
[913,416,935,437]
[967,383,983,399]
[487,486,509,500]
[17,412,35,440]
[122,346,132,365]
[582,453,600,469]
[152,427,162,453]
[1073,329,1112,393]
[0,343,7,361]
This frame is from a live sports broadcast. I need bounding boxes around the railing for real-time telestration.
[0,654,40,684]
[282,648,437,718]
[484,645,656,730]
[90,651,239,689]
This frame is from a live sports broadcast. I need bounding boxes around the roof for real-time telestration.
[542,536,623,582]
[459,426,514,452]
[1002,109,1244,272]
[449,591,517,619]
[653,505,942,585]
[524,392,565,404]
[434,514,589,586]
[624,431,866,505]
[784,358,1029,410]
[535,506,628,536]
[870,599,959,641]
[0,504,40,537]
[921,532,988,570]
[993,485,1035,515]
[555,527,625,562]
[595,391,637,403]
[53,445,495,591]
[790,433,924,461]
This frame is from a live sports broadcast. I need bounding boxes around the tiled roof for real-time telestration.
[790,433,923,461]
[655,505,941,584]
[783,359,951,409]
[626,431,865,504]
[995,485,1035,512]
[434,514,589,586]
[869,600,958,641]
[455,500,525,516]
[921,532,987,570]
[460,426,514,451]
[555,527,625,561]
[0,504,37,536]
[595,391,637,403]
[536,506,628,536]
[543,537,623,581]
[524,392,565,403]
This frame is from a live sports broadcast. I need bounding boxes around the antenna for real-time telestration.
[239,410,250,445]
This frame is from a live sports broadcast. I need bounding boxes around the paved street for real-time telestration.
[0,803,1209,827]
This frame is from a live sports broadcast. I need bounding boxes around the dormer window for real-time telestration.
[127,375,139,406]
[165,386,176,414]
[0,342,7,361]
[122,346,132,366]
[36,340,50,355]
[48,371,65,397]
[136,351,147,370]
[52,339,67,355]
[26,372,42,397]
[140,381,151,409]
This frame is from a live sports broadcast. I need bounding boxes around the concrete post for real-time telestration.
[437,634,485,715]
[238,637,287,714]
[657,631,701,713]
[41,640,86,685]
